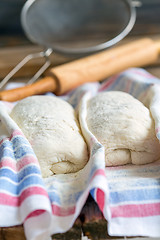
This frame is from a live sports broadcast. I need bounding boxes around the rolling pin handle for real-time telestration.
[0,76,57,102]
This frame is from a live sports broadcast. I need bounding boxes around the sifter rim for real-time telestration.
[21,0,136,56]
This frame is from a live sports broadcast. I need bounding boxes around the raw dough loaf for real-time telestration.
[10,96,88,177]
[86,91,160,166]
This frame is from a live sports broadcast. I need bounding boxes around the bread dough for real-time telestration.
[86,91,160,166]
[10,96,88,177]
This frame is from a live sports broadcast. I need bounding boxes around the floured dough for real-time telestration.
[86,91,160,166]
[10,96,88,177]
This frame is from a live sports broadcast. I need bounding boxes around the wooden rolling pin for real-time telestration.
[0,38,160,102]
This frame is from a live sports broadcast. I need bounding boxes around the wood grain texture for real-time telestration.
[0,223,82,240]
[0,226,25,240]
[0,45,72,80]
[1,37,160,102]
[0,35,160,81]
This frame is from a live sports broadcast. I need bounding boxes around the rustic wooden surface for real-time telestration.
[0,34,160,82]
[0,45,73,80]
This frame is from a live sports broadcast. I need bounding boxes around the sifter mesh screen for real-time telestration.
[21,0,136,55]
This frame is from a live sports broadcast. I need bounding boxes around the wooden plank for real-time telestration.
[0,45,72,80]
[1,226,26,240]
[0,221,82,240]
[0,34,160,81]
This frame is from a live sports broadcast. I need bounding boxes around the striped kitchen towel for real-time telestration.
[0,82,107,240]
[78,68,160,238]
[0,68,160,239]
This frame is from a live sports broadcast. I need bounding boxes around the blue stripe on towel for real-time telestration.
[0,175,44,195]
[109,188,160,204]
[0,166,41,182]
